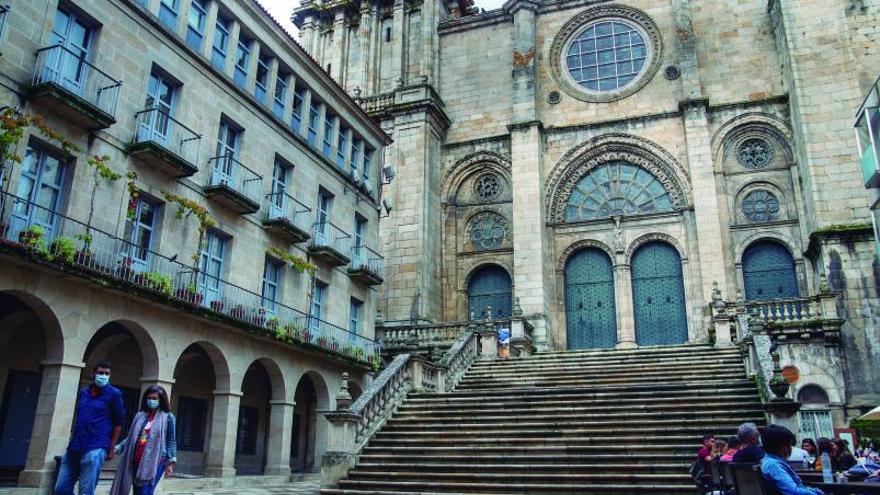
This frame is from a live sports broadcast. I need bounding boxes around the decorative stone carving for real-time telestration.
[472,173,502,201]
[466,212,511,251]
[741,189,781,222]
[545,134,691,224]
[547,4,663,103]
[738,137,775,169]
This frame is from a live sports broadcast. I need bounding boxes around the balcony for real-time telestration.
[308,221,351,266]
[262,192,311,243]
[856,78,880,189]
[127,108,201,178]
[0,190,380,366]
[28,44,122,129]
[205,155,262,214]
[348,244,384,285]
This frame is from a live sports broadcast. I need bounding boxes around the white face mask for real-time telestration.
[94,374,110,388]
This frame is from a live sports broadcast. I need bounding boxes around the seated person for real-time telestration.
[720,436,740,462]
[733,422,765,463]
[760,424,823,495]
[834,439,857,472]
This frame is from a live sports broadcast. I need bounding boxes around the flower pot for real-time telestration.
[18,230,41,247]
[75,250,93,266]
[210,300,225,312]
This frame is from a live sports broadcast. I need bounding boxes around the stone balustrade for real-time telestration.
[355,92,394,115]
[321,327,486,487]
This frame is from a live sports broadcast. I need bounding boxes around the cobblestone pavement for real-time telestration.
[162,482,321,495]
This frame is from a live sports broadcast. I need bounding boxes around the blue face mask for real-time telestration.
[146,399,160,410]
[94,374,110,388]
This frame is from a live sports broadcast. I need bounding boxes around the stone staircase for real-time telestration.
[322,343,764,495]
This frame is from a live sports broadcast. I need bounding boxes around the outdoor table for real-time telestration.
[805,481,880,495]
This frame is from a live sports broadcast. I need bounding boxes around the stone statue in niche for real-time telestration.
[613,217,625,253]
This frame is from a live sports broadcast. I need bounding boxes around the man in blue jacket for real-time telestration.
[761,424,824,495]
[55,360,125,495]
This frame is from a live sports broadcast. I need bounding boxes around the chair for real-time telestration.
[729,462,773,495]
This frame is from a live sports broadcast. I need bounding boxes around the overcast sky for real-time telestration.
[255,0,505,35]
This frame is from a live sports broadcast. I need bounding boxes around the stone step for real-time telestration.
[331,479,697,494]
[346,471,693,483]
[408,381,757,400]
[398,393,758,410]
[465,358,744,375]
[457,369,747,385]
[524,343,734,358]
[455,375,746,389]
[367,434,728,448]
[393,402,764,416]
[357,453,688,464]
[472,345,738,365]
[384,418,756,430]
[377,424,743,437]
[352,463,688,475]
[361,444,706,455]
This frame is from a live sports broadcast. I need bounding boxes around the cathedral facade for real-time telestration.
[293,0,880,423]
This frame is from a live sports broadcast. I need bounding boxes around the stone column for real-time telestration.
[245,39,260,93]
[264,399,295,476]
[299,15,318,58]
[419,0,438,84]
[329,10,347,82]
[205,390,242,479]
[390,0,405,84]
[224,20,241,76]
[201,0,219,59]
[18,360,84,490]
[509,122,551,349]
[301,88,313,138]
[613,263,636,348]
[356,4,373,95]
[266,58,280,109]
[175,0,192,37]
[282,73,296,123]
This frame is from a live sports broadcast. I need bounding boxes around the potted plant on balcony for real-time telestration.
[135,272,172,296]
[117,255,137,280]
[266,315,280,331]
[330,338,340,353]
[369,354,382,371]
[230,304,246,320]
[299,328,312,343]
[316,336,328,349]
[19,224,44,248]
[210,299,226,313]
[175,283,203,305]
[47,236,76,264]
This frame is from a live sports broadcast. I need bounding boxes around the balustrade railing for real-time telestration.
[745,297,824,323]
[440,329,480,391]
[0,190,378,364]
[133,107,202,165]
[207,154,263,205]
[356,92,394,114]
[264,191,311,233]
[350,353,412,449]
[350,244,384,277]
[32,44,122,118]
[311,220,352,256]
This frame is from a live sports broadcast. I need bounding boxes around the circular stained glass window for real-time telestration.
[738,138,774,169]
[473,173,502,201]
[565,20,648,93]
[467,213,509,251]
[741,189,780,222]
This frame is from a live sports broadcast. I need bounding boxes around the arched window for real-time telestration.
[631,241,687,346]
[565,162,674,222]
[742,241,799,301]
[564,248,617,349]
[797,385,834,441]
[467,265,512,319]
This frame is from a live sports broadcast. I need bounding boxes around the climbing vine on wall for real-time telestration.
[162,191,216,267]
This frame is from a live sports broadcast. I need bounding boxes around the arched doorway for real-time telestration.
[742,240,799,301]
[172,344,220,476]
[235,361,272,475]
[631,241,687,346]
[0,293,50,480]
[564,248,617,349]
[81,322,155,439]
[290,372,328,473]
[467,265,512,319]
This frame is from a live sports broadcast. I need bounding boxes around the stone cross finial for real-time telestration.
[335,372,353,411]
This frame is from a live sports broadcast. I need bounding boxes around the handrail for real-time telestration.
[264,191,311,233]
[0,190,379,363]
[207,154,263,205]
[32,44,122,117]
[133,107,202,165]
[350,243,384,277]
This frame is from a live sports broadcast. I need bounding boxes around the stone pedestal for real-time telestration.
[321,411,361,487]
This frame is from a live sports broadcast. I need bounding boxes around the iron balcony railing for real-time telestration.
[0,5,9,42]
[32,44,122,118]
[264,191,311,233]
[207,154,263,205]
[311,220,352,256]
[133,107,202,165]
[0,190,380,363]
[350,244,384,278]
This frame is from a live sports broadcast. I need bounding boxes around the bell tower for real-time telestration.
[293,0,475,324]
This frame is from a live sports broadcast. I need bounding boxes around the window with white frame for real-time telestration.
[274,72,287,119]
[186,0,207,51]
[255,53,270,104]
[336,125,348,169]
[234,37,251,88]
[262,256,282,314]
[307,100,320,146]
[322,112,335,158]
[291,86,305,133]
[349,298,363,335]
[351,138,361,176]
[212,14,231,71]
[309,279,327,330]
[363,146,373,184]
